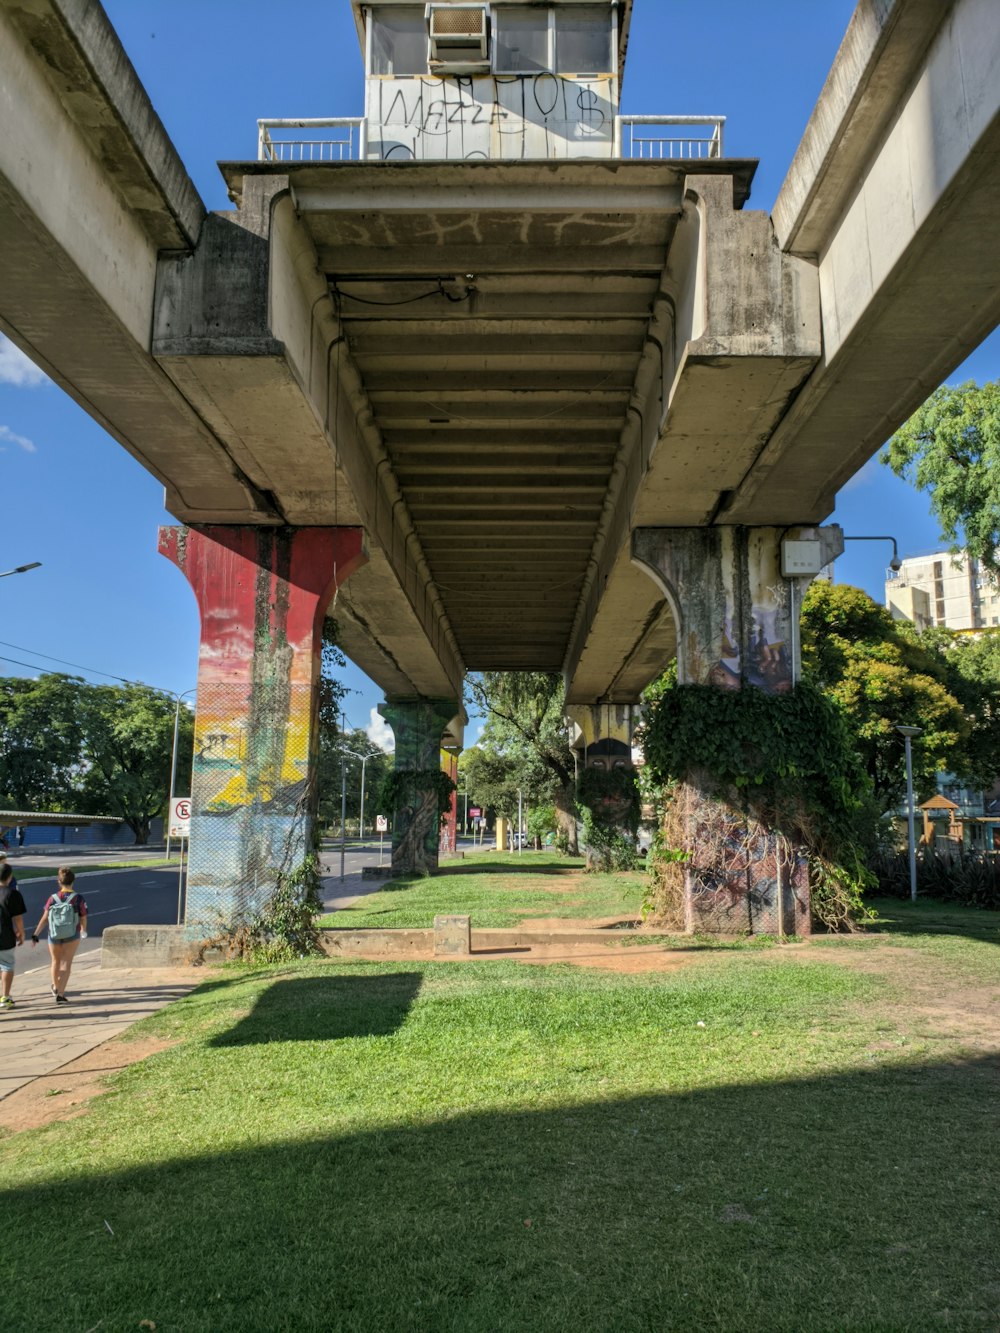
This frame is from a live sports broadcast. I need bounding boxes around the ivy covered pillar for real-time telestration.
[632,524,843,936]
[379,697,459,877]
[160,525,366,934]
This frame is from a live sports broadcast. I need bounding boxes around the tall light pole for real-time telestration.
[0,561,41,578]
[166,688,197,858]
[896,724,922,903]
[341,749,369,841]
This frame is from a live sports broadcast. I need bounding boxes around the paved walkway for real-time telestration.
[0,864,384,1106]
[0,948,197,1103]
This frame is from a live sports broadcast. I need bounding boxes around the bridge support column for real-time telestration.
[633,525,843,936]
[159,525,366,934]
[379,698,459,877]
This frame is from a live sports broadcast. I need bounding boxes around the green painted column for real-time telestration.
[379,698,458,877]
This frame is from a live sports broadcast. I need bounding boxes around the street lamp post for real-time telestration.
[341,749,369,842]
[896,725,922,903]
[0,562,41,579]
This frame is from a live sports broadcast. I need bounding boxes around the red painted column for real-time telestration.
[159,525,366,933]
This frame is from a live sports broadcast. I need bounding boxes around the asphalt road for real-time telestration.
[8,840,393,975]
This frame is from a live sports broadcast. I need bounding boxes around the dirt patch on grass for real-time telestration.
[0,1035,175,1134]
[517,944,698,973]
[807,940,1000,1051]
[517,915,642,931]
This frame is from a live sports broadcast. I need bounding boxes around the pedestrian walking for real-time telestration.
[31,867,88,1004]
[0,862,27,1009]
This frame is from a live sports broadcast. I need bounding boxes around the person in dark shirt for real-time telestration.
[0,862,27,1009]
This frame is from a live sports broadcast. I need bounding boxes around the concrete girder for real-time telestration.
[0,0,270,523]
[729,0,1000,524]
[564,176,822,703]
[152,177,465,701]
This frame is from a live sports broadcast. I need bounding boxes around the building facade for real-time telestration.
[886,550,1000,632]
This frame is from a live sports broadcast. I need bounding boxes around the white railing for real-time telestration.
[256,115,725,163]
[257,118,367,163]
[615,115,725,160]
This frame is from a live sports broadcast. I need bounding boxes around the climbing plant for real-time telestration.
[576,764,642,873]
[377,768,456,823]
[639,681,876,929]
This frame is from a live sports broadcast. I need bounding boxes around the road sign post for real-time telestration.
[169,797,191,924]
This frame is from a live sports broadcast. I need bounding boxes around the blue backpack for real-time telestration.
[48,892,78,941]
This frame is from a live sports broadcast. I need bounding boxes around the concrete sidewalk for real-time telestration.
[0,947,197,1102]
[0,862,382,1101]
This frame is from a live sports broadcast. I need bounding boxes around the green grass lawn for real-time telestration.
[323,852,647,928]
[3,902,1000,1330]
[10,858,175,880]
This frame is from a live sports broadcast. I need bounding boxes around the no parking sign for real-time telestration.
[169,796,191,839]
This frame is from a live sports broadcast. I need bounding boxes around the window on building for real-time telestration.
[494,6,551,72]
[370,6,427,76]
[555,5,613,73]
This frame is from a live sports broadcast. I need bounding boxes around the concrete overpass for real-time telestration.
[0,0,997,931]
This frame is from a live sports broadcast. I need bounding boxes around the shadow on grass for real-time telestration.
[209,972,423,1047]
[5,1054,1000,1329]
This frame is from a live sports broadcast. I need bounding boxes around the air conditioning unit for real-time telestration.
[426,3,490,73]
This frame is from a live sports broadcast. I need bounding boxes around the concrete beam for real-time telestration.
[732,0,1000,523]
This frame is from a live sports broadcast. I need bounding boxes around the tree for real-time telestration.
[800,583,968,809]
[0,674,84,810]
[78,684,191,844]
[460,743,521,822]
[465,672,579,853]
[920,629,1000,793]
[882,380,1000,574]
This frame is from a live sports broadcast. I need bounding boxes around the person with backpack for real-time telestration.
[30,867,87,1004]
[0,863,27,1010]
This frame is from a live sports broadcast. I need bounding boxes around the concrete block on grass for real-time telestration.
[434,914,471,957]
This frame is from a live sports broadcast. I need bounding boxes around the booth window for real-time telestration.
[494,7,551,73]
[371,6,427,76]
[555,6,612,74]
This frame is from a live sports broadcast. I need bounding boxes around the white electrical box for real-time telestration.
[781,539,823,577]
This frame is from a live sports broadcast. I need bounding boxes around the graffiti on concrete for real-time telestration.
[159,525,366,933]
[633,527,795,694]
[368,73,614,160]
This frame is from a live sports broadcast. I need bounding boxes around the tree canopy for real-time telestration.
[0,674,193,842]
[464,672,578,851]
[882,380,1000,574]
[800,582,969,808]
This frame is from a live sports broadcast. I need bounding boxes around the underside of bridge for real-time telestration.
[2,0,999,930]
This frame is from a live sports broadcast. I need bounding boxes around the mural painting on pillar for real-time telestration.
[632,526,816,937]
[160,525,366,934]
[379,698,458,877]
[439,750,459,859]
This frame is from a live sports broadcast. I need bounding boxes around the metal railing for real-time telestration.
[256,114,725,163]
[615,115,725,160]
[258,118,367,163]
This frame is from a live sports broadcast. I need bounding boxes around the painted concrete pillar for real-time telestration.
[379,697,458,877]
[632,525,843,936]
[160,525,366,933]
[439,750,459,859]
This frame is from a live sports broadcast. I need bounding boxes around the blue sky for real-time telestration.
[0,0,997,740]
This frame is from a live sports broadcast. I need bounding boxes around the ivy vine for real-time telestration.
[377,768,456,824]
[640,682,876,928]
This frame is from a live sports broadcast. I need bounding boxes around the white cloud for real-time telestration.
[0,335,48,389]
[366,706,395,753]
[842,457,880,491]
[0,425,37,454]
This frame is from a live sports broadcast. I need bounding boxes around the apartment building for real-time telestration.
[886,550,1000,632]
